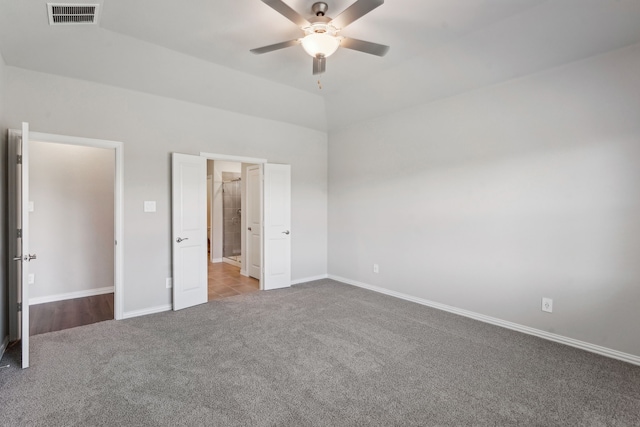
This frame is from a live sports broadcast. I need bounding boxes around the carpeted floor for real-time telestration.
[1,279,639,426]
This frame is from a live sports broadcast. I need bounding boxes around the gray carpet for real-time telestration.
[1,280,639,426]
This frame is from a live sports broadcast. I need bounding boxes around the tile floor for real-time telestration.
[208,261,260,301]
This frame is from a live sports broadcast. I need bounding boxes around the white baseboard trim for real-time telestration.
[329,275,640,367]
[0,335,9,361]
[29,286,114,306]
[291,274,329,285]
[122,304,172,320]
[211,258,223,263]
[240,269,248,277]
[222,258,241,268]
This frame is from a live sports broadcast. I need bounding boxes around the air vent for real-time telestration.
[47,3,99,25]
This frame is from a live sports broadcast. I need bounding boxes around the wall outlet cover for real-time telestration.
[373,263,379,274]
[166,278,172,289]
[542,297,553,313]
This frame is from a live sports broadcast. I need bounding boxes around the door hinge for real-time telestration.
[17,155,22,164]
[17,302,22,312]
[17,228,22,238]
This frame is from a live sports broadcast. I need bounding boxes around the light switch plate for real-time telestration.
[144,201,157,212]
[29,201,34,212]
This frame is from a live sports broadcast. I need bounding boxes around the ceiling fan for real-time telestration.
[250,0,390,75]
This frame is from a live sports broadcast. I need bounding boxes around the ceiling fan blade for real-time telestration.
[261,0,310,27]
[250,39,300,54]
[341,37,390,56]
[331,0,384,29]
[313,55,326,75]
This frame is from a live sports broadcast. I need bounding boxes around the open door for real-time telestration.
[172,153,208,310]
[8,123,34,368]
[263,164,291,290]
[246,165,261,280]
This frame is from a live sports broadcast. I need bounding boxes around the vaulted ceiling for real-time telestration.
[2,0,640,131]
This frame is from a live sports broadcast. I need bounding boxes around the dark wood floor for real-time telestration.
[29,293,114,336]
[29,263,257,335]
[209,262,260,300]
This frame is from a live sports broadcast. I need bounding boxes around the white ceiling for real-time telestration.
[2,0,640,131]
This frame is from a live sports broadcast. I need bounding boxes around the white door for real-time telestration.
[8,123,33,368]
[263,164,291,290]
[172,153,208,310]
[246,165,261,280]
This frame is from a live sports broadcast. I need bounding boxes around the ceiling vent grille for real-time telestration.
[48,3,99,25]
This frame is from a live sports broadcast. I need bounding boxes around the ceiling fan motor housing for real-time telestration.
[312,2,329,17]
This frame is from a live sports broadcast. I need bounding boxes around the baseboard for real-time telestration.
[122,304,172,319]
[0,335,8,361]
[29,286,114,306]
[292,274,329,285]
[240,269,248,277]
[210,258,223,263]
[222,258,241,268]
[329,275,640,367]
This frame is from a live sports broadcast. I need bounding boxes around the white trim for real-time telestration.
[0,335,8,361]
[210,258,223,263]
[199,152,267,164]
[292,274,329,285]
[329,275,640,367]
[223,257,241,268]
[28,131,124,321]
[29,287,114,305]
[240,269,248,277]
[122,304,172,320]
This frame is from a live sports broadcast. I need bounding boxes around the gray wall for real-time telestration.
[4,66,328,315]
[0,50,7,346]
[328,44,640,357]
[29,141,115,301]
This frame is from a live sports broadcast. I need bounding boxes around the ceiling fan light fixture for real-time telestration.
[301,33,340,58]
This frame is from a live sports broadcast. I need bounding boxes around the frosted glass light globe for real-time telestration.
[301,33,340,58]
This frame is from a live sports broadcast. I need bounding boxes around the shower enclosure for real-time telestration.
[222,173,242,263]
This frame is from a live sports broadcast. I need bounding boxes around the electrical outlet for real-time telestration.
[28,274,35,285]
[373,263,379,274]
[166,278,172,289]
[542,297,553,313]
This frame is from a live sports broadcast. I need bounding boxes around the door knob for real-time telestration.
[176,237,189,243]
[13,256,22,261]
[28,254,37,261]
[282,230,290,235]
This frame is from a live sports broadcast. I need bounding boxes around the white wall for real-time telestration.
[211,161,242,261]
[328,44,640,357]
[29,141,115,301]
[5,66,328,315]
[0,51,8,346]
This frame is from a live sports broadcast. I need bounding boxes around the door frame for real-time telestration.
[8,129,125,330]
[200,152,266,290]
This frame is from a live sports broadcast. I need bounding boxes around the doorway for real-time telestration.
[207,160,260,300]
[8,125,124,368]
[28,141,115,335]
[172,152,291,312]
